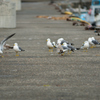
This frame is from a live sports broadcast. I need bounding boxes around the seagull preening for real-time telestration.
[13,43,25,56]
[0,33,16,57]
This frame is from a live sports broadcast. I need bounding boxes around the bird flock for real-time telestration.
[46,37,100,56]
[0,33,25,58]
[0,33,100,57]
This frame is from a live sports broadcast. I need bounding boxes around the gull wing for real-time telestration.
[0,33,16,50]
[92,40,99,45]
[19,47,25,51]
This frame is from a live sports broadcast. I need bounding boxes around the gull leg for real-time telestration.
[93,45,96,48]
[86,48,88,52]
[49,49,51,52]
[67,51,70,54]
[69,51,72,54]
[90,45,94,48]
[83,49,85,52]
[0,54,4,58]
[51,49,53,52]
[83,48,88,52]
[16,52,19,56]
[61,52,65,56]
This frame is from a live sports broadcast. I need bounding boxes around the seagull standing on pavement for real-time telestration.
[88,37,94,48]
[46,38,55,52]
[91,37,100,46]
[88,37,100,48]
[13,43,25,56]
[80,41,90,52]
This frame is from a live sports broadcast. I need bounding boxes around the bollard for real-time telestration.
[0,1,16,28]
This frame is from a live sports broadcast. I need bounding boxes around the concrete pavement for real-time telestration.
[0,2,100,100]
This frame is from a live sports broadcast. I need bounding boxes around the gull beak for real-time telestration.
[46,40,48,42]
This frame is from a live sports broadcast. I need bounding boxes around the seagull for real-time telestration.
[80,41,90,52]
[46,38,55,52]
[88,37,100,48]
[58,42,79,56]
[57,43,68,56]
[0,33,16,57]
[88,37,94,48]
[64,43,80,54]
[13,43,25,56]
[91,37,100,46]
[57,38,64,45]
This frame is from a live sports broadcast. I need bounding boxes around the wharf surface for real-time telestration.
[0,2,100,100]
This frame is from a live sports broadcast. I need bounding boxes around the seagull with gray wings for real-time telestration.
[88,37,100,48]
[91,37,100,46]
[13,43,25,56]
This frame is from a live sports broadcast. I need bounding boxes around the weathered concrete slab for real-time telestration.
[0,1,16,28]
[0,2,100,100]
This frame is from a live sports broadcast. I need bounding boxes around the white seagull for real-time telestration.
[80,41,90,52]
[88,37,94,48]
[46,38,55,52]
[13,43,25,56]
